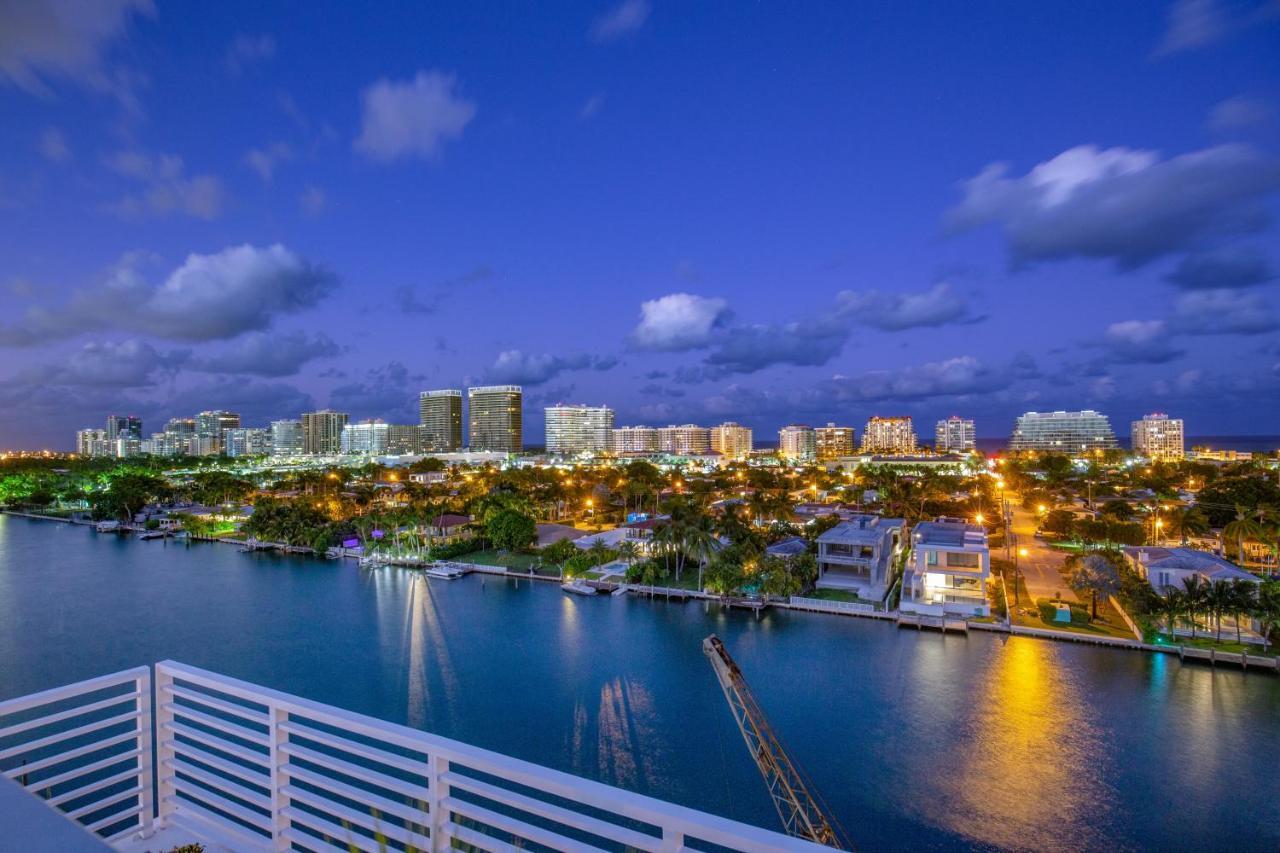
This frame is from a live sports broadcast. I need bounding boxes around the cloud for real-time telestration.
[106,150,227,219]
[189,331,340,377]
[1164,247,1274,289]
[836,281,981,330]
[630,293,729,350]
[225,33,275,73]
[300,185,327,217]
[167,378,316,427]
[37,126,70,162]
[0,244,336,346]
[354,71,476,162]
[1101,320,1185,364]
[393,266,494,315]
[243,142,292,182]
[589,0,650,42]
[703,319,850,375]
[947,143,1280,269]
[1208,95,1273,132]
[0,0,152,94]
[483,350,619,386]
[1153,0,1230,55]
[2,339,186,389]
[328,362,416,421]
[1170,288,1279,334]
[823,356,1014,403]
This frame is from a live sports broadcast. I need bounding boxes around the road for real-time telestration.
[1002,496,1078,603]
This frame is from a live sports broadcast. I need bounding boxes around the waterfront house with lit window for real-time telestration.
[423,513,473,544]
[901,519,991,617]
[1122,546,1260,593]
[814,514,905,601]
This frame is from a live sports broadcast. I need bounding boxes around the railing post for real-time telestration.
[660,827,683,851]
[269,704,289,850]
[153,664,176,827]
[427,753,451,852]
[136,667,155,836]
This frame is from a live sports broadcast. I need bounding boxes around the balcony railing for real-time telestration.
[3,661,831,852]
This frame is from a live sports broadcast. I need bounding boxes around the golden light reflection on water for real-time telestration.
[948,637,1110,852]
[569,677,662,790]
[401,573,459,730]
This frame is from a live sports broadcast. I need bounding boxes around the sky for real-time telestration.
[1,0,1279,449]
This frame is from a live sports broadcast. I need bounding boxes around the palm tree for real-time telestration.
[1160,589,1186,641]
[1181,575,1208,639]
[617,540,639,570]
[1068,554,1121,620]
[1206,580,1233,641]
[1222,506,1262,565]
[1167,506,1210,546]
[682,516,719,592]
[1228,579,1257,645]
[1254,580,1280,655]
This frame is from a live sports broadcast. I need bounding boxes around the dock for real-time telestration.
[896,613,969,634]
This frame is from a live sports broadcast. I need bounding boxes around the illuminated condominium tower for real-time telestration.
[302,409,349,455]
[1009,410,1118,454]
[710,422,753,459]
[657,424,711,455]
[610,426,659,454]
[935,416,976,453]
[1131,413,1184,460]
[778,424,817,461]
[815,423,855,460]
[419,390,463,452]
[468,385,523,452]
[545,404,615,455]
[861,416,917,454]
[270,419,304,457]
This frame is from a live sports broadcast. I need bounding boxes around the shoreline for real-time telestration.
[4,509,1274,673]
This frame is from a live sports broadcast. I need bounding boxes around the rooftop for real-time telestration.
[1124,547,1260,582]
[817,514,904,544]
[913,519,988,549]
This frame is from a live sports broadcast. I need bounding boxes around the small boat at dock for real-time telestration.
[424,564,466,580]
[95,521,121,533]
[561,579,598,596]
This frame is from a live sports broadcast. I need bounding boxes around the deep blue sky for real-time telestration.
[1,0,1279,448]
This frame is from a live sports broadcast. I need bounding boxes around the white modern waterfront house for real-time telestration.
[0,661,828,852]
[814,515,905,602]
[900,519,991,617]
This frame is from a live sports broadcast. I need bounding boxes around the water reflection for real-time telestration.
[401,573,459,730]
[569,676,662,790]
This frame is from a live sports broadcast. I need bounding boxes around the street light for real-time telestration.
[1014,546,1029,606]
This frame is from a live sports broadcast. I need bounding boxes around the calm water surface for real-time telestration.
[1,516,1277,851]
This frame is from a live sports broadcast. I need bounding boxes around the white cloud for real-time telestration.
[0,244,336,345]
[836,281,979,330]
[1208,95,1273,132]
[225,33,275,73]
[1153,0,1230,56]
[590,0,651,42]
[243,142,292,182]
[37,126,70,162]
[484,350,618,386]
[106,150,226,220]
[0,0,152,94]
[1102,319,1184,363]
[354,71,476,162]
[630,293,729,351]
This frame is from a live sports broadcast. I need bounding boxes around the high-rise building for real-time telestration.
[302,410,349,455]
[710,422,753,459]
[1009,410,1118,454]
[935,416,976,453]
[224,428,270,458]
[270,419,304,457]
[610,426,659,454]
[106,415,142,443]
[861,416,918,454]
[1131,413,1184,460]
[657,424,711,455]
[341,420,391,455]
[468,386,522,453]
[388,424,421,455]
[195,410,241,454]
[815,423,855,460]
[419,390,463,452]
[76,428,111,457]
[778,424,817,461]
[545,404,615,455]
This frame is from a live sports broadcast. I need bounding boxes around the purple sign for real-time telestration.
[342,538,359,549]
[372,529,385,540]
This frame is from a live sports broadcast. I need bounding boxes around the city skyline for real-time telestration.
[2,2,1280,449]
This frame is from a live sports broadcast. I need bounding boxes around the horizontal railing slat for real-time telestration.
[22,746,143,793]
[280,741,423,797]
[163,795,272,850]
[3,730,140,778]
[0,691,143,740]
[47,766,141,808]
[278,720,428,776]
[282,763,429,826]
[443,794,610,853]
[166,741,269,788]
[162,702,270,746]
[170,775,273,832]
[65,784,143,821]
[163,726,268,767]
[0,709,140,762]
[279,805,390,853]
[169,684,270,725]
[0,668,147,717]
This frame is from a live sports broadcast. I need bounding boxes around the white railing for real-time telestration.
[790,595,877,614]
[152,660,829,851]
[0,666,152,844]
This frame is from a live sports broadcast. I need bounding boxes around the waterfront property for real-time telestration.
[1122,546,1260,593]
[814,515,905,600]
[900,519,991,617]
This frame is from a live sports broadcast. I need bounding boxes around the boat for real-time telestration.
[424,564,465,580]
[139,530,170,541]
[95,521,121,533]
[561,579,598,596]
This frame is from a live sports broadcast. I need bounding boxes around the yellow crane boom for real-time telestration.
[702,635,851,850]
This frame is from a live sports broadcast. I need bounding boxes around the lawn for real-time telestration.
[459,549,543,570]
[807,588,873,604]
[1148,633,1277,658]
[1021,597,1137,640]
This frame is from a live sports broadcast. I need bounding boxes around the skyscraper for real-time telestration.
[861,416,917,454]
[935,416,976,453]
[467,386,522,452]
[610,426,659,454]
[1131,413,1184,460]
[710,422,753,459]
[419,390,463,452]
[302,410,349,455]
[105,415,142,443]
[341,420,391,455]
[224,428,270,457]
[1009,410,1118,454]
[778,424,817,461]
[657,424,711,455]
[545,404,615,455]
[195,410,241,454]
[270,419,304,457]
[815,423,855,460]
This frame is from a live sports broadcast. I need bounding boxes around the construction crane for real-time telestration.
[703,635,851,850]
